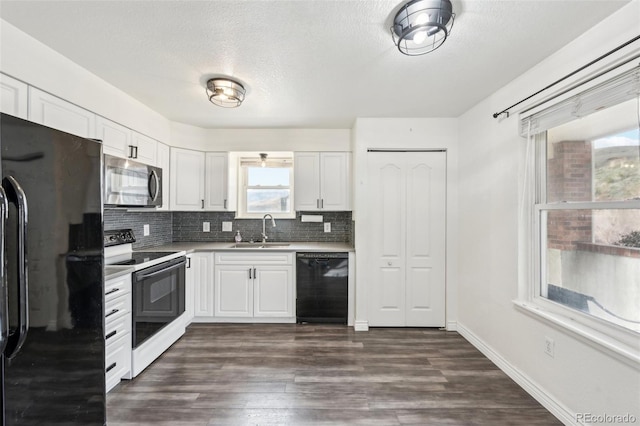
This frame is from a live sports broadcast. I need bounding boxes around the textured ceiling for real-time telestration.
[0,0,630,129]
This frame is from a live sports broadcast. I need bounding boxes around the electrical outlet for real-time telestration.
[544,336,554,358]
[143,224,150,236]
[203,222,210,232]
[324,222,331,233]
[222,221,233,232]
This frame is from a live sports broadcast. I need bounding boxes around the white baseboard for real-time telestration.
[446,321,457,331]
[457,322,577,426]
[354,320,369,331]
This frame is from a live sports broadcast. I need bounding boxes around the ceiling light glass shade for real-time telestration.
[391,0,455,56]
[206,78,246,108]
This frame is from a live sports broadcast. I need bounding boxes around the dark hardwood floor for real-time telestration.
[107,324,561,425]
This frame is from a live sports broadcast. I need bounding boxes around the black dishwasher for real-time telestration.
[296,252,348,324]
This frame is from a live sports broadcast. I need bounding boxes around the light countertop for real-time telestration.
[141,241,354,254]
[104,242,353,280]
[104,265,135,281]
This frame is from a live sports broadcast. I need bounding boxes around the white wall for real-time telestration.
[457,1,640,423]
[0,19,350,153]
[170,122,350,152]
[0,19,172,143]
[352,118,459,330]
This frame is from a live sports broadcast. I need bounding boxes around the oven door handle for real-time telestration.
[135,259,186,280]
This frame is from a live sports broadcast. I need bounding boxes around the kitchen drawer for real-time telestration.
[105,312,131,345]
[105,332,131,392]
[215,252,293,265]
[105,274,132,303]
[105,291,131,325]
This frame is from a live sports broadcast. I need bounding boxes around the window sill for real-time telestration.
[513,299,640,370]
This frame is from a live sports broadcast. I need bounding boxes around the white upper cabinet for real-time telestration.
[155,142,170,211]
[170,147,205,211]
[294,152,351,211]
[170,148,229,211]
[205,152,229,211]
[96,116,132,157]
[28,87,95,138]
[97,116,157,166]
[131,131,157,166]
[0,73,28,119]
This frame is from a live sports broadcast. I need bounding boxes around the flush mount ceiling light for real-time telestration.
[391,0,455,56]
[206,78,246,108]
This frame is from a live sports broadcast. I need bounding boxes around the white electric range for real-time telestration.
[104,229,187,377]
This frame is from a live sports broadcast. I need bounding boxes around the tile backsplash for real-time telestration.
[173,211,352,243]
[104,210,352,248]
[104,209,173,249]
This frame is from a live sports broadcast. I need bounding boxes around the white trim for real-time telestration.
[457,322,578,426]
[446,321,457,331]
[514,300,640,369]
[354,320,369,331]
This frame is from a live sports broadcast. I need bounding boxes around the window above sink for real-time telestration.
[234,152,295,219]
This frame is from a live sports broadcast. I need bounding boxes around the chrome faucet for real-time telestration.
[261,214,276,243]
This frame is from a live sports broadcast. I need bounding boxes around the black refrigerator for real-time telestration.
[0,113,106,425]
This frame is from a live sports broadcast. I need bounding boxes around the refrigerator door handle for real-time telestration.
[2,176,29,360]
[0,185,8,355]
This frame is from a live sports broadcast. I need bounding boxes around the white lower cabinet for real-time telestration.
[104,274,132,392]
[213,252,294,321]
[188,252,214,319]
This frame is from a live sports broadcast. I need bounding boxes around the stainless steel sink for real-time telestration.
[229,242,291,249]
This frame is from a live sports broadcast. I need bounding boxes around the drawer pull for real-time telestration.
[106,330,117,340]
[106,362,117,373]
[105,309,119,318]
[105,288,120,296]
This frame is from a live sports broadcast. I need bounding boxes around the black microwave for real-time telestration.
[104,154,162,208]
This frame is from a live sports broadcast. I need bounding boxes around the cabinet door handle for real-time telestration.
[106,362,117,373]
[224,199,227,210]
[186,257,191,268]
[201,199,204,209]
[321,199,324,209]
[316,199,320,209]
[105,287,119,296]
[105,330,117,340]
[253,268,257,278]
[105,309,119,318]
[134,146,139,159]
[128,145,134,158]
[249,268,252,279]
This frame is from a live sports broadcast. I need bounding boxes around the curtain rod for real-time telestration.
[492,34,640,119]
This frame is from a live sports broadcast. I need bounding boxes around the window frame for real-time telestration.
[517,125,640,368]
[235,156,295,219]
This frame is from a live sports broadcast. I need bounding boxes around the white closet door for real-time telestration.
[368,154,407,326]
[405,153,446,326]
[367,151,446,327]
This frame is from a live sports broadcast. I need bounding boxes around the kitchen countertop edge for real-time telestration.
[139,241,355,254]
[105,265,135,281]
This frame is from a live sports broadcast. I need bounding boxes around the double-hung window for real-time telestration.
[520,65,640,360]
[237,154,294,219]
